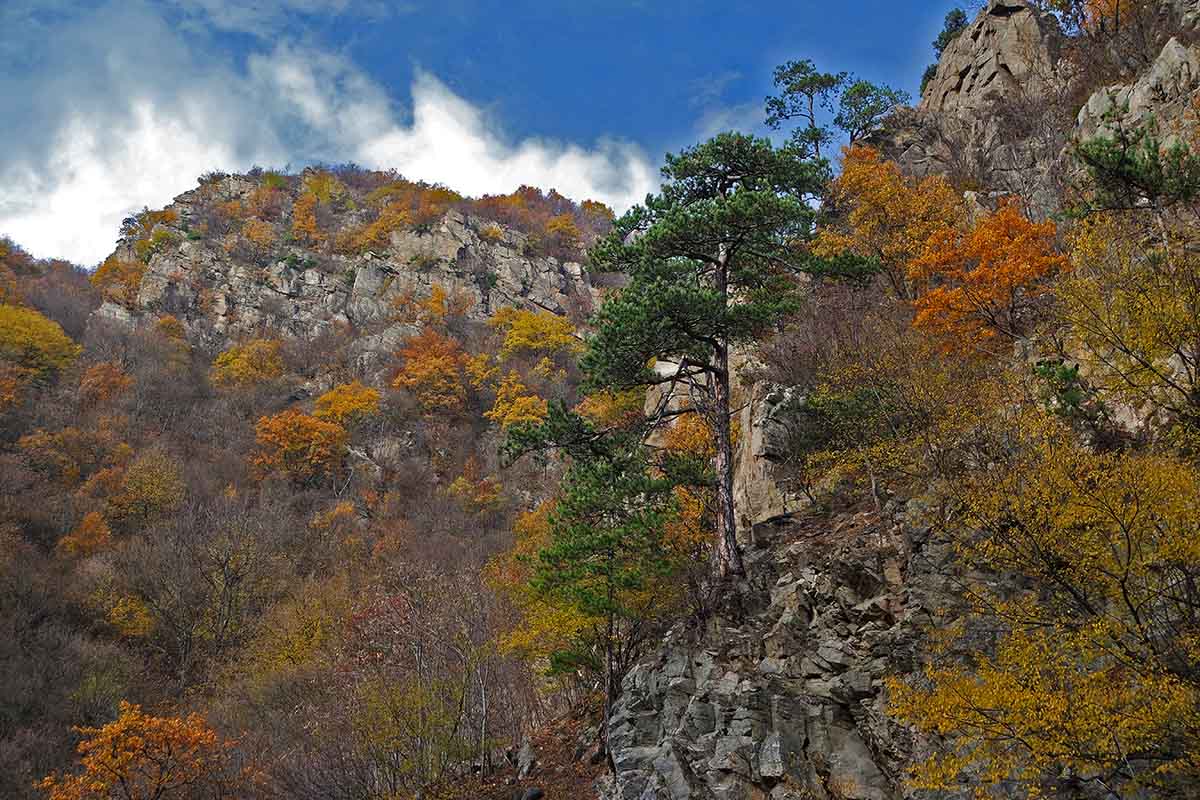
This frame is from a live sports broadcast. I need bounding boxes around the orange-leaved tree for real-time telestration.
[393,328,468,413]
[910,198,1067,348]
[91,256,146,308]
[57,511,112,558]
[38,701,252,800]
[253,408,347,484]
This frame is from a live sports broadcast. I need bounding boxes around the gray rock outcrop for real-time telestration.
[603,505,962,800]
[920,0,1063,116]
[1076,36,1200,140]
[875,0,1069,214]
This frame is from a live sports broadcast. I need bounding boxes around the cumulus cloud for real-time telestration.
[0,1,655,265]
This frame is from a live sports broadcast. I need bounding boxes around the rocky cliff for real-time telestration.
[97,172,597,367]
[601,504,962,800]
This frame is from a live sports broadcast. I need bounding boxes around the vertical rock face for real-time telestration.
[602,506,963,800]
[874,0,1069,214]
[919,0,1062,116]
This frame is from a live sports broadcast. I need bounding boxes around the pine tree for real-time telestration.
[585,132,828,580]
[532,442,674,749]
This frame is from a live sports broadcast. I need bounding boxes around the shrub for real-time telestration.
[211,338,284,389]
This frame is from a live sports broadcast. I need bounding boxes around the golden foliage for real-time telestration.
[485,502,593,663]
[484,371,548,429]
[0,303,79,410]
[892,418,1200,796]
[392,283,474,327]
[241,218,276,249]
[106,594,155,638]
[0,303,80,379]
[253,409,347,483]
[302,170,349,205]
[446,457,502,513]
[488,306,582,361]
[57,511,112,558]
[106,450,185,532]
[393,328,468,413]
[155,314,187,341]
[576,388,645,429]
[211,338,284,389]
[314,380,381,426]
[79,362,133,409]
[349,202,411,253]
[465,352,499,389]
[39,701,247,800]
[91,256,146,308]
[814,145,963,297]
[1058,211,1200,421]
[478,223,504,243]
[291,190,323,244]
[911,198,1067,347]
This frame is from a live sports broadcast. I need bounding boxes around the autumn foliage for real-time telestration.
[814,145,963,297]
[211,339,284,389]
[253,408,347,483]
[393,328,469,413]
[314,380,381,426]
[91,256,146,308]
[39,701,250,800]
[910,198,1068,346]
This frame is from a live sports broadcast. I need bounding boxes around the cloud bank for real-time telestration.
[0,1,655,265]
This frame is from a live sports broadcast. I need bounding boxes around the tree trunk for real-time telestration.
[712,242,745,581]
[712,348,744,580]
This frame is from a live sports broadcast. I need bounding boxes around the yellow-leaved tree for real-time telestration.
[314,380,381,427]
[813,145,963,298]
[488,306,583,361]
[484,371,548,429]
[485,502,593,668]
[890,415,1200,798]
[0,304,80,410]
[211,338,284,389]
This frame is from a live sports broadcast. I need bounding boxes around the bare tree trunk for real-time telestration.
[712,243,745,581]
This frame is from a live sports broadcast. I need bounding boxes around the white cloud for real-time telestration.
[0,2,655,265]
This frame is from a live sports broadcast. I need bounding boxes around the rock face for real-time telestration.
[920,0,1062,116]
[733,381,807,535]
[876,0,1069,214]
[603,506,962,800]
[98,175,594,355]
[1076,36,1200,140]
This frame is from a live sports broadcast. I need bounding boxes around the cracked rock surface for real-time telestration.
[602,506,965,800]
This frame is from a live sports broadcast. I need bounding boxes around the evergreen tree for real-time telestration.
[532,442,674,747]
[585,132,828,580]
[765,59,846,159]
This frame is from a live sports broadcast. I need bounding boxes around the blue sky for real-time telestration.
[0,0,962,264]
